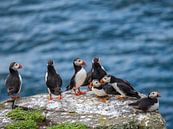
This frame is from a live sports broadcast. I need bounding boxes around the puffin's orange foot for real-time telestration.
[11,96,20,100]
[75,93,80,96]
[78,91,86,95]
[57,95,62,100]
[99,98,108,103]
[116,95,126,100]
[48,95,53,100]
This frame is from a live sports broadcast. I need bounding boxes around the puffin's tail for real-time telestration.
[128,102,138,106]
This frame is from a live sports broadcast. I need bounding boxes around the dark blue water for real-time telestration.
[0,0,173,128]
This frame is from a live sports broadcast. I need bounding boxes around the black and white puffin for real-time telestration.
[45,60,62,100]
[129,91,160,112]
[100,75,141,100]
[5,62,23,108]
[91,57,107,81]
[66,58,87,96]
[91,79,119,97]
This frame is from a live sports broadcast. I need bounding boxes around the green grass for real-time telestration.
[47,122,88,129]
[5,108,45,129]
[5,120,37,129]
[6,108,45,122]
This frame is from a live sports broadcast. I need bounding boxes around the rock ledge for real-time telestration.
[0,90,167,129]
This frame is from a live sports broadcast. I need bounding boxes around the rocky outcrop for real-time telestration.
[0,89,167,129]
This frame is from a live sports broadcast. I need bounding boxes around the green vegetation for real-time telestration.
[5,108,45,129]
[47,122,88,129]
[5,120,37,129]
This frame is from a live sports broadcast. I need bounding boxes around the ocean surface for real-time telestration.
[0,0,173,128]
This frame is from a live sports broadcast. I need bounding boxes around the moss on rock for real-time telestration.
[5,108,45,129]
[5,120,38,129]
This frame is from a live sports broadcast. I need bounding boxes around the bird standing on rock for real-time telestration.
[129,91,160,112]
[5,62,23,108]
[66,58,87,96]
[45,60,62,100]
[91,57,107,81]
[100,75,141,100]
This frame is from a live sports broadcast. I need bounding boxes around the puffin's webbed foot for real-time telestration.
[116,95,126,100]
[48,94,53,100]
[75,92,80,96]
[78,91,86,95]
[99,98,108,103]
[57,95,62,100]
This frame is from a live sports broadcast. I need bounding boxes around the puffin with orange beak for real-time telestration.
[5,62,23,108]
[129,91,161,112]
[100,75,141,100]
[45,60,62,100]
[66,58,87,96]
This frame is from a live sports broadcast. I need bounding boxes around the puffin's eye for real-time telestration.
[15,64,18,66]
[78,59,81,62]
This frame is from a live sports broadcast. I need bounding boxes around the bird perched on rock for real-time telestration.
[91,57,107,81]
[66,58,87,96]
[100,75,141,100]
[90,79,119,102]
[129,91,160,112]
[45,60,62,100]
[5,62,23,108]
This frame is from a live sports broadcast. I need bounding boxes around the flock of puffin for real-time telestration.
[5,57,160,112]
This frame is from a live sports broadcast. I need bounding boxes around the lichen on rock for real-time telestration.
[0,89,167,129]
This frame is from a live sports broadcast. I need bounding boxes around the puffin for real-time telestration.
[66,58,87,96]
[100,75,141,100]
[129,91,160,112]
[5,62,23,108]
[45,60,62,100]
[91,79,119,97]
[91,57,107,81]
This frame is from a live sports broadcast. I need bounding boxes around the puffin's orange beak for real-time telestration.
[82,61,86,65]
[100,79,105,84]
[18,64,23,69]
[157,92,161,97]
[90,82,93,87]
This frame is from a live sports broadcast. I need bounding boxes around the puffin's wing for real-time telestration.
[5,75,21,95]
[103,84,120,95]
[66,75,75,90]
[56,74,62,87]
[137,98,154,110]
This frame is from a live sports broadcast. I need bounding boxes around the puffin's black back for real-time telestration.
[5,63,21,96]
[110,75,134,90]
[91,62,107,81]
[129,97,158,111]
[46,63,62,95]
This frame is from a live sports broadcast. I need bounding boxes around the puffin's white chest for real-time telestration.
[149,101,159,111]
[75,68,87,88]
[92,87,107,97]
[112,83,125,96]
[18,74,22,94]
[45,72,48,82]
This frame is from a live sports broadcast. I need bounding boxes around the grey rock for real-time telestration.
[0,90,167,129]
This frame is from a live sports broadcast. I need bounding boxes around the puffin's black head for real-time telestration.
[73,58,86,66]
[148,91,161,99]
[48,59,54,66]
[9,62,23,71]
[90,79,101,87]
[100,75,111,84]
[92,57,100,64]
